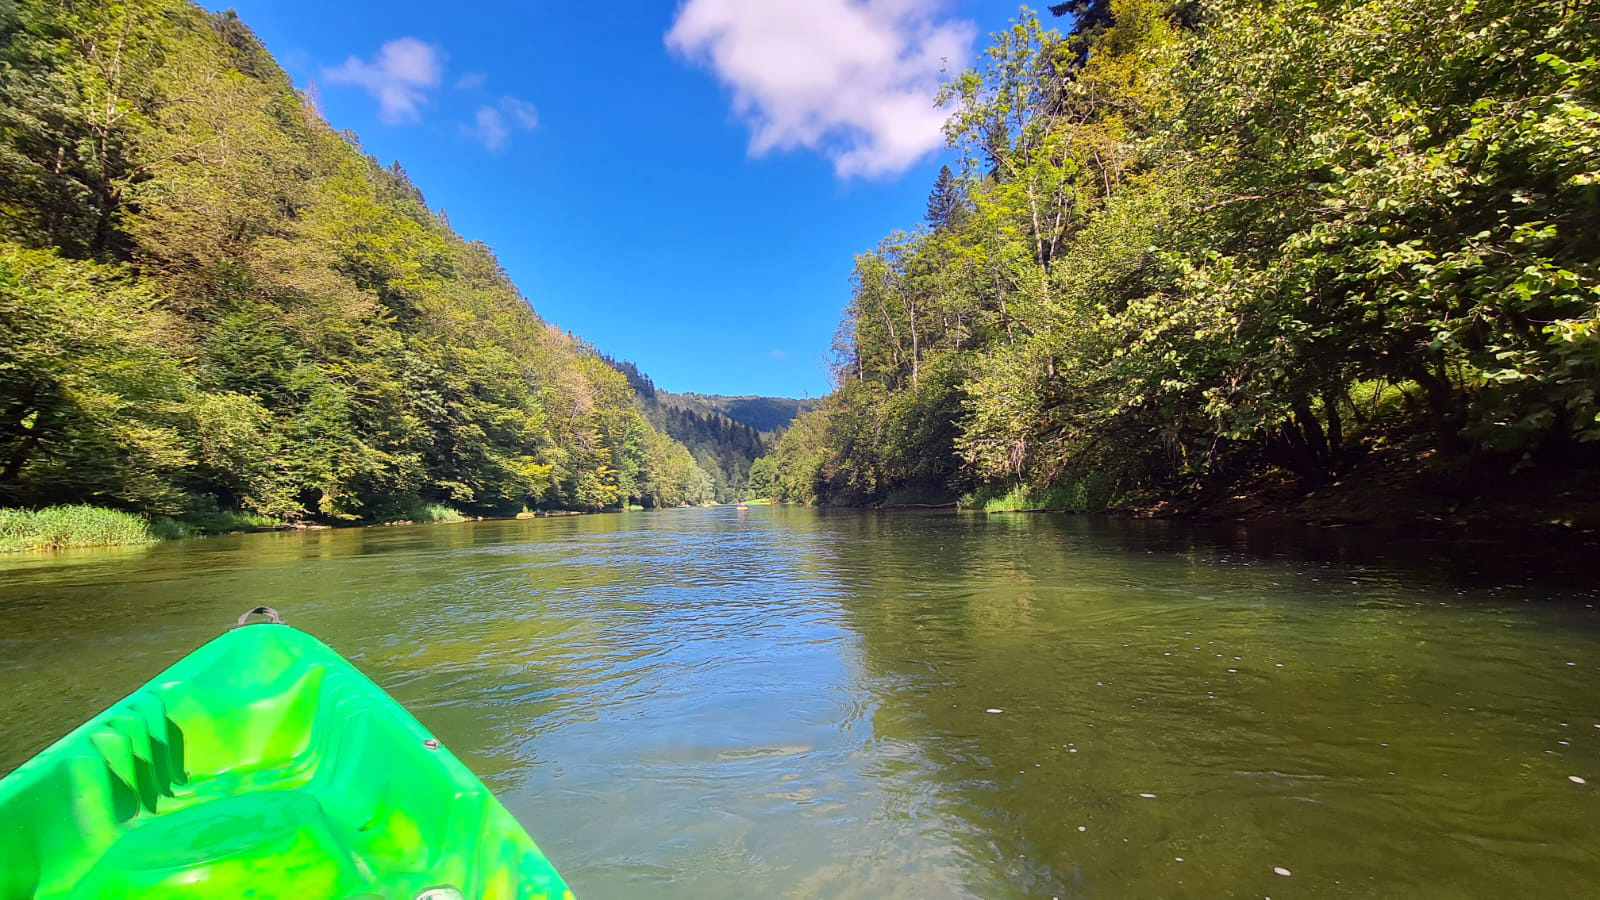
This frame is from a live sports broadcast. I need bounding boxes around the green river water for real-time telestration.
[1,508,1597,898]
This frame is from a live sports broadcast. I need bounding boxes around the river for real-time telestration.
[1,508,1597,897]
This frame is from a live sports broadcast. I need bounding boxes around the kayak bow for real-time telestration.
[0,609,571,899]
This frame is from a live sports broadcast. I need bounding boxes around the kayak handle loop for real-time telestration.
[235,606,285,627]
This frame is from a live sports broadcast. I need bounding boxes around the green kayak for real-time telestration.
[0,609,571,899]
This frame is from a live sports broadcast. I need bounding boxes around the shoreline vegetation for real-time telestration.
[6,0,1592,542]
[757,0,1599,530]
[0,506,185,553]
[0,499,742,554]
[7,475,1591,555]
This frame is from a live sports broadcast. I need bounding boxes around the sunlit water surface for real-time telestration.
[2,508,1597,897]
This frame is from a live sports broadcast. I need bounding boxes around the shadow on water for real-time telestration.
[818,510,1600,897]
[2,508,1598,898]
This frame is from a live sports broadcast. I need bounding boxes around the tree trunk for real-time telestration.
[1292,398,1329,468]
[1321,390,1344,470]
[1411,360,1462,450]
[907,293,920,392]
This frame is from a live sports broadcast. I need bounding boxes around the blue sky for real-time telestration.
[203,1,1024,398]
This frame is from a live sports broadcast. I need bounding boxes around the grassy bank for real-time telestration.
[0,505,297,553]
[181,509,286,533]
[370,500,467,525]
[0,506,185,553]
[961,472,1118,514]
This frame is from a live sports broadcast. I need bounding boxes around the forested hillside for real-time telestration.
[673,395,817,437]
[0,0,714,526]
[764,0,1600,517]
[604,358,771,502]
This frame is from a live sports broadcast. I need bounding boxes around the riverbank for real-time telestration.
[799,436,1600,537]
[0,503,475,553]
[0,500,721,553]
[964,438,1600,536]
[0,506,290,553]
[1173,442,1600,535]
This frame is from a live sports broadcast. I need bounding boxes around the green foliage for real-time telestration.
[603,356,805,502]
[745,455,777,499]
[178,506,283,534]
[0,505,164,552]
[368,499,466,525]
[0,244,194,513]
[925,164,968,231]
[651,400,760,502]
[961,472,1116,513]
[697,395,817,434]
[636,428,715,508]
[767,0,1600,510]
[0,0,702,524]
[762,407,834,505]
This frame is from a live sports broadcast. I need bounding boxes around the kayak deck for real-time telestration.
[0,624,570,898]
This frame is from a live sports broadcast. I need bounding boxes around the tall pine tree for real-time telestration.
[924,165,965,232]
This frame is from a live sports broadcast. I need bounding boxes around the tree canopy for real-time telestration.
[0,0,714,518]
[763,0,1600,510]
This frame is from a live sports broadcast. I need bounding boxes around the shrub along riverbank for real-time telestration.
[0,499,733,553]
[0,504,316,552]
[0,499,499,552]
[0,501,479,553]
[0,506,189,553]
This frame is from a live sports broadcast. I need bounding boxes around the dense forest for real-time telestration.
[602,358,813,502]
[603,358,756,502]
[672,394,818,437]
[0,0,716,527]
[763,0,1599,517]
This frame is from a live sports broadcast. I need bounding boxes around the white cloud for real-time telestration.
[455,71,488,91]
[323,38,444,124]
[466,106,510,151]
[464,97,540,152]
[499,97,539,130]
[769,348,787,360]
[666,0,973,178]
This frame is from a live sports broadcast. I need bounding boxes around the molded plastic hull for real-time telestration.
[0,625,571,899]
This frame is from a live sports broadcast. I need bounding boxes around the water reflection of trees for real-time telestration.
[6,509,1598,894]
[823,511,1600,898]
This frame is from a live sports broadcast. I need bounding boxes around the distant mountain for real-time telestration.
[671,395,819,436]
[602,359,813,501]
